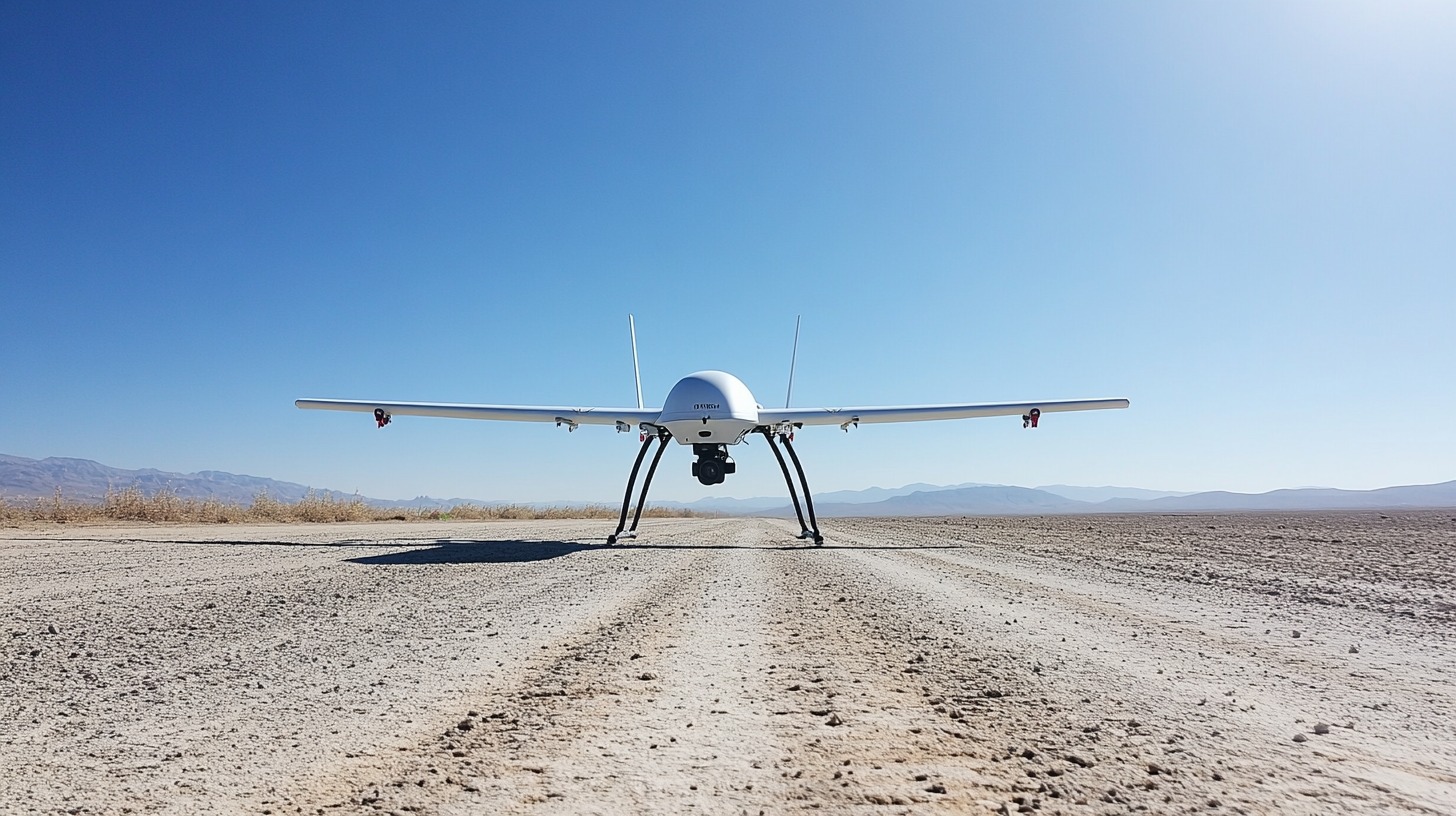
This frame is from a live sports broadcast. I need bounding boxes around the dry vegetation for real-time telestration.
[0,486,705,525]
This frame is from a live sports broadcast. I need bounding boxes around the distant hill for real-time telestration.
[1091,482,1456,513]
[1034,484,1193,502]
[0,453,484,508]
[809,485,1085,517]
[762,481,1456,517]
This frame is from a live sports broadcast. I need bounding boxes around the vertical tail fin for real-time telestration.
[629,314,644,410]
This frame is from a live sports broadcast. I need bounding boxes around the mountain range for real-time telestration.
[2,453,1453,515]
[777,481,1456,516]
[0,454,473,508]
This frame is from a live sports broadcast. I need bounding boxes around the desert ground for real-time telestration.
[2,512,1453,815]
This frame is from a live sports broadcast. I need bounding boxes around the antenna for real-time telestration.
[629,314,644,410]
[784,314,801,408]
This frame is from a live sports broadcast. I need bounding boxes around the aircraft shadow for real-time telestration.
[67,537,963,564]
[106,537,482,550]
[607,543,964,552]
[346,539,595,565]
[90,537,598,563]
[347,539,965,564]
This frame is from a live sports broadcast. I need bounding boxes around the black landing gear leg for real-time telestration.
[762,429,814,543]
[607,430,670,545]
[763,430,824,546]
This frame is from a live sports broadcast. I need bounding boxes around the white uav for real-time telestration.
[297,317,1129,545]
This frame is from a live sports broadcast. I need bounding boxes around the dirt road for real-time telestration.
[3,512,1453,814]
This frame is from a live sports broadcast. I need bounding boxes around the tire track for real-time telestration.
[292,525,743,813]
[808,522,1456,814]
[2,521,700,814]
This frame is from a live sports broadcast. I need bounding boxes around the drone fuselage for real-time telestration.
[657,370,761,446]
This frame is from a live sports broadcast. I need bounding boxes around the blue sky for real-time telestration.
[3,2,1453,503]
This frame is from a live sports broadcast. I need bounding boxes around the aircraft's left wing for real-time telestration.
[295,399,661,429]
[757,398,1129,428]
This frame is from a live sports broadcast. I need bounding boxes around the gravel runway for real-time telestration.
[3,512,1453,814]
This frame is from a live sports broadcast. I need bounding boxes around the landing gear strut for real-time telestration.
[606,427,671,545]
[761,429,823,546]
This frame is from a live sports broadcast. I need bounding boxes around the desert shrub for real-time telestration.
[248,491,289,522]
[293,490,375,523]
[102,486,191,522]
[46,488,100,523]
[196,497,247,523]
[438,503,486,520]
[0,485,713,526]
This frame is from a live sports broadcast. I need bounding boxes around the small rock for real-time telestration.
[457,718,475,732]
[46,624,59,635]
[637,672,658,681]
[1292,733,1308,743]
[630,653,643,660]
[926,783,947,794]
[1313,723,1331,735]
[982,689,1005,698]
[1292,630,1302,638]
[825,712,844,726]
[1349,645,1360,654]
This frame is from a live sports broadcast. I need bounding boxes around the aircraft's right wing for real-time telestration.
[757,398,1129,428]
[295,399,662,429]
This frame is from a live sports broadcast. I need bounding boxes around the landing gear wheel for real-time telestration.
[814,535,824,547]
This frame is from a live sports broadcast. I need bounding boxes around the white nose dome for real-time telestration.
[657,370,760,445]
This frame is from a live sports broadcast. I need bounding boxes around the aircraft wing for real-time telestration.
[757,398,1130,427]
[295,399,661,428]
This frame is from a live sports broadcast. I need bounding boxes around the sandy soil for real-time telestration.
[2,512,1453,815]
